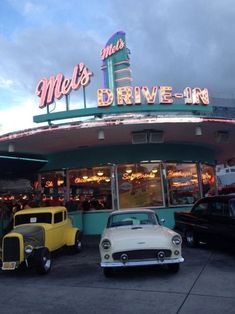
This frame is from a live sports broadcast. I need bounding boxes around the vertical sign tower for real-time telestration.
[101,31,131,103]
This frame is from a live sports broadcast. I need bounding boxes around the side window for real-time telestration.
[192,201,209,216]
[211,201,228,216]
[54,212,63,223]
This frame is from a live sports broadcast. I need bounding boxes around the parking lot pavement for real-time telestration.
[0,237,235,314]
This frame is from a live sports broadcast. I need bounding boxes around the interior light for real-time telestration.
[125,169,132,174]
[82,175,88,180]
[97,170,104,176]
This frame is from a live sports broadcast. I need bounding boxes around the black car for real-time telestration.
[174,195,235,247]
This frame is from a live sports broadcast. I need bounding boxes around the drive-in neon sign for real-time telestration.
[34,31,209,114]
[35,63,93,108]
[97,86,209,106]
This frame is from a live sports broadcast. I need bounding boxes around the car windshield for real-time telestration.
[229,199,235,216]
[15,213,52,226]
[107,211,157,228]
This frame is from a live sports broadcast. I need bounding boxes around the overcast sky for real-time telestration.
[0,0,235,134]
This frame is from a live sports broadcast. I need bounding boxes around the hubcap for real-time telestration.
[77,240,82,249]
[186,233,194,244]
[43,255,51,270]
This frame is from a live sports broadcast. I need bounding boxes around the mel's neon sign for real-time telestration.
[101,38,125,60]
[35,63,93,108]
[34,31,210,117]
[97,86,209,107]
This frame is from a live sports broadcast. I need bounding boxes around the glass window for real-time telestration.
[69,166,112,211]
[15,213,52,226]
[117,163,164,209]
[41,171,65,205]
[192,201,209,215]
[166,163,200,206]
[211,201,229,216]
[107,211,157,228]
[201,164,216,197]
[54,212,63,223]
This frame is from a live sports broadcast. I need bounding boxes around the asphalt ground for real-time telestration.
[0,236,235,314]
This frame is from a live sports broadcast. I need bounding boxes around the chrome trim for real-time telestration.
[101,257,184,268]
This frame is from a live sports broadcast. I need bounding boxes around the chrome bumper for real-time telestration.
[101,257,184,268]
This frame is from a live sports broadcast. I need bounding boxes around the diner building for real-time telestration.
[0,31,235,235]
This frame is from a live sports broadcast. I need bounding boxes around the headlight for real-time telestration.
[25,245,33,254]
[101,239,111,250]
[172,235,182,245]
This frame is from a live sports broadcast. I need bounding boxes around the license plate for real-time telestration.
[2,262,16,270]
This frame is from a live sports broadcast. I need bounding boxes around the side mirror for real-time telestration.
[160,218,165,224]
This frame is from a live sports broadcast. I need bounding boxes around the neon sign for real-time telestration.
[122,172,156,181]
[35,63,93,108]
[74,176,110,183]
[167,170,194,178]
[97,86,209,107]
[34,32,212,124]
[101,38,125,60]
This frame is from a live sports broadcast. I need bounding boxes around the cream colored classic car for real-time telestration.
[99,209,184,277]
[0,206,82,274]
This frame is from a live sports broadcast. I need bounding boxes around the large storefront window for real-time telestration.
[117,163,164,209]
[201,164,216,196]
[68,166,112,211]
[40,162,216,211]
[41,170,65,205]
[41,167,112,210]
[166,163,200,206]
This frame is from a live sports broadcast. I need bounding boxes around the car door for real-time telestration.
[227,198,235,243]
[50,211,65,250]
[190,200,211,242]
[208,199,231,244]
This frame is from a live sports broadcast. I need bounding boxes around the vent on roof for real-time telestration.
[149,131,164,143]
[132,132,148,144]
[132,130,164,144]
[215,131,229,143]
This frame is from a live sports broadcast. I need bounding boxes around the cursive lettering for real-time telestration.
[35,63,93,108]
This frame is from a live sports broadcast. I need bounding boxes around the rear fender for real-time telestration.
[64,228,79,246]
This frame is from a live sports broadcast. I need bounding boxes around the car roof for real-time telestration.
[14,206,67,216]
[194,195,235,205]
[199,195,235,201]
[109,208,155,216]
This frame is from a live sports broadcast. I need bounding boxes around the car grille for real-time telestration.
[112,249,172,261]
[3,237,20,262]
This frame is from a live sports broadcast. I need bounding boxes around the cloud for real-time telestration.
[0,25,103,107]
[2,0,234,100]
[0,97,42,135]
[107,0,235,95]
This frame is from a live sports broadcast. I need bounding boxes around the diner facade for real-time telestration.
[0,31,234,235]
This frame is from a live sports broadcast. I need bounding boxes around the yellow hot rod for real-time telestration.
[0,206,82,274]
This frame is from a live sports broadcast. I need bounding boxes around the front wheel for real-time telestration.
[34,247,52,275]
[185,229,198,248]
